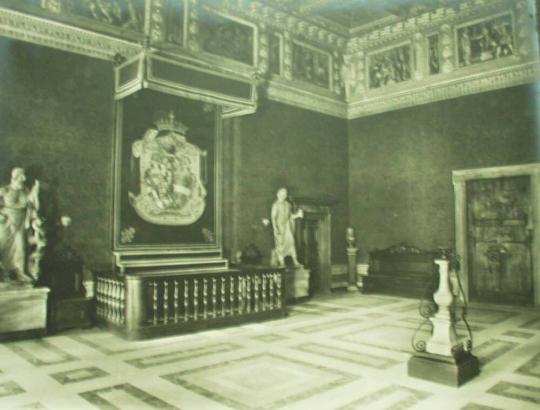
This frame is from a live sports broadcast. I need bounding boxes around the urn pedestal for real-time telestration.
[0,286,50,341]
[408,259,479,387]
[285,265,310,303]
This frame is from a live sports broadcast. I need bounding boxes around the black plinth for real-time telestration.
[408,350,480,387]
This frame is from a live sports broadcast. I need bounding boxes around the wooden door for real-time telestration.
[297,216,321,295]
[467,176,534,305]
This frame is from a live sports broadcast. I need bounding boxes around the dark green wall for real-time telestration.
[0,39,115,270]
[223,100,349,264]
[348,84,539,262]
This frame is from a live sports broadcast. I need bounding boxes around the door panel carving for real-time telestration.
[467,176,533,304]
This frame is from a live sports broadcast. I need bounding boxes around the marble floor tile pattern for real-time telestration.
[0,293,539,410]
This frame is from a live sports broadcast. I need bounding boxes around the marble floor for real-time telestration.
[0,292,539,410]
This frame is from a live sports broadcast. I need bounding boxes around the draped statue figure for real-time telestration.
[0,168,45,285]
[271,187,303,267]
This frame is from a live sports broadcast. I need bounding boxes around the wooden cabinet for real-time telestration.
[363,244,438,298]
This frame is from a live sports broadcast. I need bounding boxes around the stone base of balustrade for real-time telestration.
[407,349,480,387]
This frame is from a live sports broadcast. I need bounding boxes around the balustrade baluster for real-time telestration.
[229,276,235,315]
[203,278,208,319]
[184,280,189,322]
[269,275,274,310]
[193,279,199,320]
[275,273,282,309]
[105,279,111,321]
[254,275,259,313]
[246,276,251,314]
[152,281,158,325]
[212,278,217,318]
[119,281,125,324]
[112,280,118,324]
[261,274,267,311]
[237,277,243,315]
[96,279,102,318]
[174,280,179,323]
[220,277,226,317]
[163,281,169,324]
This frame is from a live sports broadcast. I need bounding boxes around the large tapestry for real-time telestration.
[114,91,218,251]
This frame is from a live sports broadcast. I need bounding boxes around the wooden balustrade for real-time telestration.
[96,267,286,339]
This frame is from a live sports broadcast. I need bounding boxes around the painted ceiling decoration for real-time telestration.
[0,0,538,119]
[264,0,468,34]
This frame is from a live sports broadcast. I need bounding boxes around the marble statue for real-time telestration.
[271,188,303,266]
[0,168,45,285]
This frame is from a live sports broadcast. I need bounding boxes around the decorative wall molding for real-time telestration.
[0,7,141,60]
[347,60,540,119]
[0,0,538,120]
[266,78,347,118]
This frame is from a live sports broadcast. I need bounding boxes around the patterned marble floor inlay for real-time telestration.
[0,293,538,410]
[488,381,540,404]
[293,318,362,334]
[50,366,109,385]
[125,342,241,369]
[337,384,430,410]
[467,308,519,325]
[163,353,357,410]
[6,340,76,367]
[515,351,540,379]
[292,342,401,369]
[80,383,178,409]
[502,330,535,339]
[251,333,288,343]
[474,339,519,366]
[519,316,540,330]
[460,404,503,410]
[334,323,422,353]
[0,381,25,398]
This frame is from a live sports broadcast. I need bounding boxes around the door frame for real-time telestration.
[453,163,540,306]
[294,201,332,294]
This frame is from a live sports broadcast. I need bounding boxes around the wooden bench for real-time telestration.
[363,244,438,299]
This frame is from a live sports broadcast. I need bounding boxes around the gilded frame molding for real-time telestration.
[111,101,224,257]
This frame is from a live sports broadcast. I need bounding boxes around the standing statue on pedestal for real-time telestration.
[271,187,303,266]
[0,168,45,285]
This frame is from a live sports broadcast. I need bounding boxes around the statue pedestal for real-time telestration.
[408,350,479,387]
[0,286,50,341]
[347,247,358,291]
[285,265,310,303]
[408,259,479,386]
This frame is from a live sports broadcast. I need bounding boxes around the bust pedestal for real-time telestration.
[284,265,310,303]
[408,259,479,386]
[347,247,358,291]
[0,286,50,341]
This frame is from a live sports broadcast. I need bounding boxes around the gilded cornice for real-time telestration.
[347,61,540,120]
[266,78,347,118]
[0,0,539,121]
[345,0,511,53]
[0,7,141,60]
